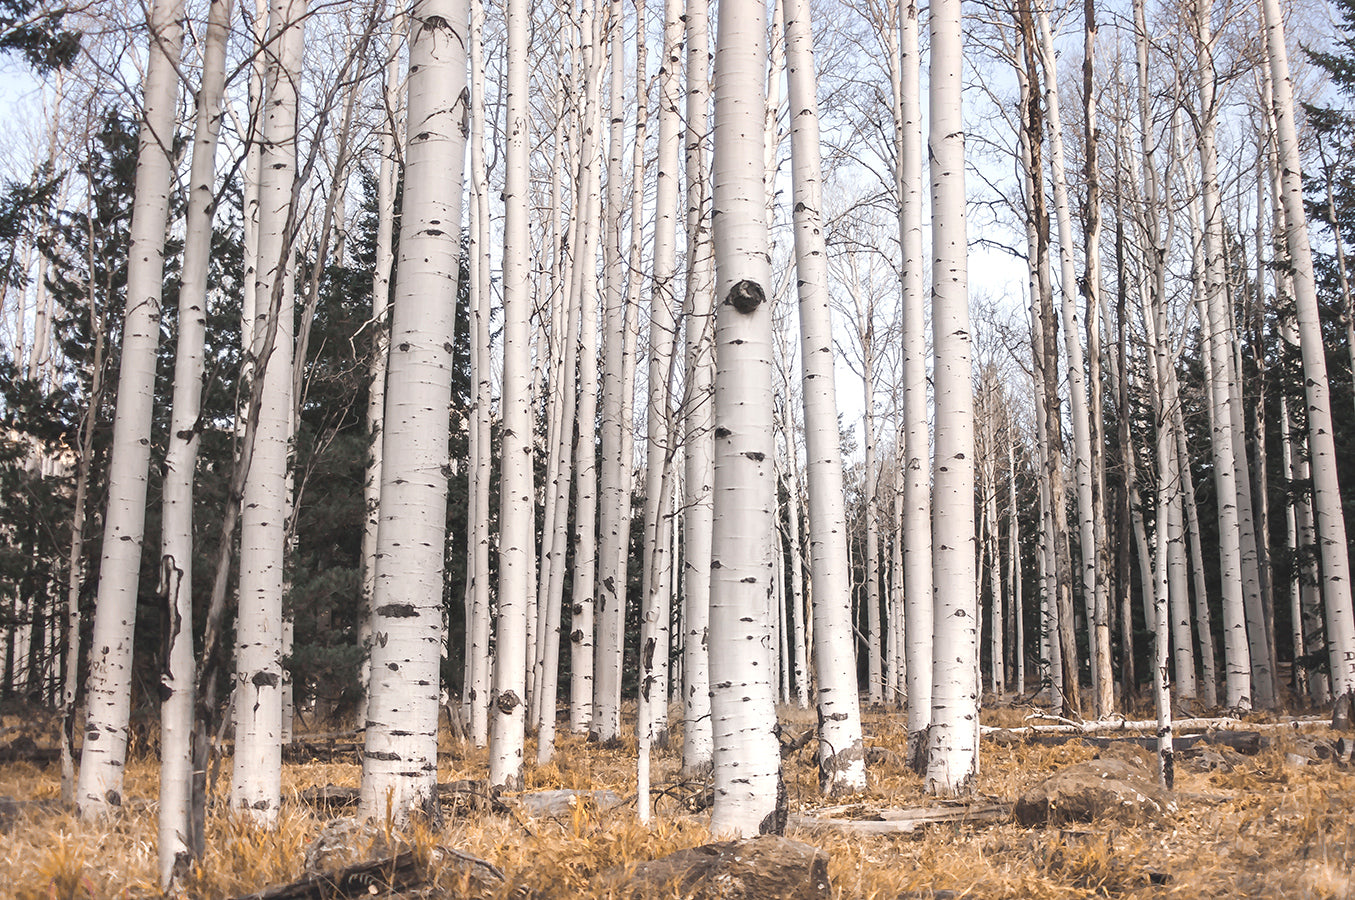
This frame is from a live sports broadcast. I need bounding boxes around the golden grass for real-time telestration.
[2,703,1355,899]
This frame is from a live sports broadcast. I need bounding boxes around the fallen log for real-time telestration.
[790,803,1010,836]
[231,851,422,900]
[993,730,1264,756]
[984,715,1328,736]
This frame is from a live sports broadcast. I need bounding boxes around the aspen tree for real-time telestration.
[709,0,784,835]
[594,0,646,743]
[784,0,866,796]
[77,0,185,819]
[1191,0,1254,709]
[926,0,978,796]
[639,0,686,750]
[1260,0,1355,698]
[232,0,305,823]
[360,7,403,727]
[359,0,467,820]
[490,0,533,789]
[1035,0,1105,714]
[681,0,715,771]
[158,0,230,878]
[466,0,491,746]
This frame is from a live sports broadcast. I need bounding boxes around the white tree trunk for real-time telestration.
[1192,0,1253,709]
[465,0,491,747]
[158,0,230,878]
[898,0,932,764]
[489,0,533,789]
[590,0,636,742]
[232,0,305,824]
[76,0,185,820]
[926,0,977,796]
[709,0,783,836]
[1261,0,1355,699]
[784,0,866,796]
[681,0,715,771]
[640,0,685,750]
[1036,0,1104,715]
[359,0,466,821]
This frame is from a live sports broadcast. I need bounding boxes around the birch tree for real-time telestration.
[1260,0,1355,699]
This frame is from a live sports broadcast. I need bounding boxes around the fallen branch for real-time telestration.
[231,851,422,900]
[790,803,1010,836]
[986,716,1329,736]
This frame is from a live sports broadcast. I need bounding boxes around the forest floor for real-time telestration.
[1,700,1353,899]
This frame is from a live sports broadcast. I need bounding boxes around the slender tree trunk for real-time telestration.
[784,0,866,795]
[489,0,533,789]
[76,0,185,819]
[681,0,715,770]
[898,0,932,767]
[231,0,305,824]
[1192,0,1254,709]
[158,0,230,878]
[1036,0,1103,715]
[593,0,641,744]
[465,0,492,747]
[926,0,977,796]
[1261,0,1355,699]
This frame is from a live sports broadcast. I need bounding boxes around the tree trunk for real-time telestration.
[77,0,185,819]
[784,0,866,796]
[1260,0,1355,699]
[158,0,231,878]
[926,0,977,797]
[489,0,534,790]
[709,0,784,836]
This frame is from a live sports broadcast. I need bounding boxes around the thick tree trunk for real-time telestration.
[709,0,784,836]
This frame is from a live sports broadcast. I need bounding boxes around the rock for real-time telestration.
[989,729,1025,747]
[303,817,403,876]
[517,789,625,818]
[593,835,831,900]
[1014,758,1175,826]
[1182,746,1244,773]
[1286,734,1338,765]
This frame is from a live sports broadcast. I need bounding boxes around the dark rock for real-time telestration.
[989,729,1025,747]
[593,835,831,900]
[1014,757,1175,826]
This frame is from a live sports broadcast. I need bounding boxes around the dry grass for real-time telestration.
[3,702,1355,899]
